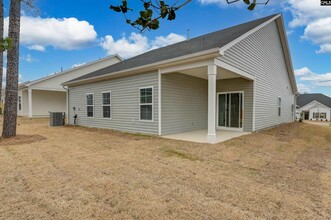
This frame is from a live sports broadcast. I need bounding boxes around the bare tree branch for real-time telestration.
[110,0,271,32]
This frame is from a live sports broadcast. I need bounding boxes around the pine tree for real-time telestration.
[2,0,21,138]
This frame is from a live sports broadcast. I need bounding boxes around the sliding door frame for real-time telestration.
[216,91,244,132]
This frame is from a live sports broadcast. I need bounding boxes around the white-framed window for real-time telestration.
[18,96,21,110]
[139,86,153,121]
[313,112,326,119]
[102,91,111,119]
[86,93,94,117]
[278,97,281,116]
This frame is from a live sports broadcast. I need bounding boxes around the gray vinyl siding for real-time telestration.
[161,73,208,135]
[216,78,253,132]
[219,21,295,131]
[68,72,158,134]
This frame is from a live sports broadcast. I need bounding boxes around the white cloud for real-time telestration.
[286,0,331,53]
[303,18,331,44]
[100,32,186,58]
[297,83,311,93]
[295,67,331,82]
[314,81,331,87]
[294,67,311,76]
[300,72,331,82]
[317,44,331,54]
[151,33,186,49]
[287,0,331,28]
[295,67,331,93]
[198,0,228,7]
[20,54,38,62]
[4,16,98,51]
[302,17,331,53]
[27,45,45,52]
[100,33,149,59]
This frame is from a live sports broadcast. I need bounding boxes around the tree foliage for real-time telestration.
[110,0,270,32]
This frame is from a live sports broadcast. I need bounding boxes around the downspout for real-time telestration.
[62,85,69,124]
[294,92,299,121]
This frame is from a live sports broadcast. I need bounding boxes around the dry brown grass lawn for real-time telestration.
[0,117,330,219]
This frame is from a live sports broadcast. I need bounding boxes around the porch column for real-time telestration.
[28,88,32,118]
[66,90,69,124]
[207,64,217,144]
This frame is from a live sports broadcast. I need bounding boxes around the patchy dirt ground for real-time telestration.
[0,117,330,219]
[304,120,331,127]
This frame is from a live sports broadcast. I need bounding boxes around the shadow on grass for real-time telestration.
[0,135,47,146]
[161,146,201,161]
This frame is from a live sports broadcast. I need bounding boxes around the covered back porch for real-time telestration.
[159,58,255,144]
[18,88,66,118]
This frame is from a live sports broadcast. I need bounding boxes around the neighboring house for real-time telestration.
[18,55,122,117]
[296,93,331,121]
[63,14,298,143]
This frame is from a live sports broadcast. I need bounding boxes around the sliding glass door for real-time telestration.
[218,92,243,130]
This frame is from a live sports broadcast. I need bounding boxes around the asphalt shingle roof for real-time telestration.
[68,14,278,84]
[297,93,331,108]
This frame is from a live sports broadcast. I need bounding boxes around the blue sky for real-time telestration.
[3,0,331,96]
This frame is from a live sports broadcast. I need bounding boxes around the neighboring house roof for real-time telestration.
[297,93,331,109]
[19,54,122,89]
[66,14,289,86]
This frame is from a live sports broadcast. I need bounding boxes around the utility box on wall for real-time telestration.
[50,112,65,127]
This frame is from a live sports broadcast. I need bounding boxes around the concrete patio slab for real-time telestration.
[162,129,251,144]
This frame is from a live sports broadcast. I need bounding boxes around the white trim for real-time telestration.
[28,88,32,118]
[22,54,123,87]
[158,69,162,135]
[101,91,112,119]
[219,14,281,54]
[29,87,66,92]
[276,16,298,94]
[299,100,331,111]
[312,112,327,120]
[216,91,244,132]
[207,64,217,144]
[214,59,255,81]
[159,59,214,74]
[66,88,69,124]
[252,80,256,132]
[86,93,94,118]
[218,48,225,56]
[139,86,154,122]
